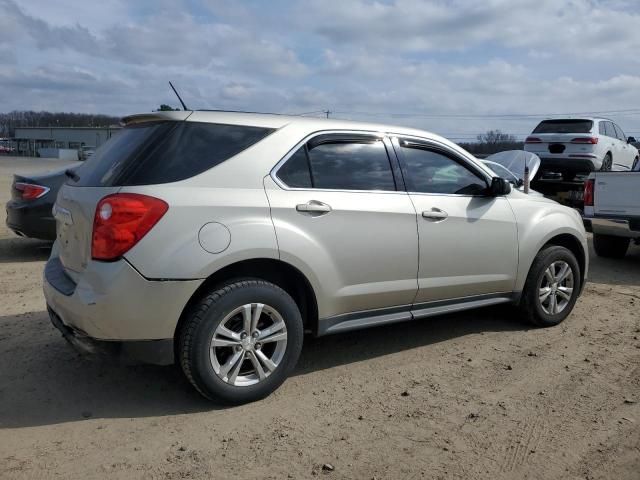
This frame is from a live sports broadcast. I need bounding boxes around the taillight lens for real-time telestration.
[92,193,168,261]
[571,137,598,144]
[15,182,49,200]
[584,179,594,206]
[525,136,542,143]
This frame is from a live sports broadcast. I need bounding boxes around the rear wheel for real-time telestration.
[519,246,581,327]
[179,280,303,403]
[600,153,612,171]
[632,156,639,171]
[593,234,629,258]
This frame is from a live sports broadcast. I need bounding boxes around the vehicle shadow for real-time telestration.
[587,237,640,287]
[0,305,527,429]
[0,237,52,263]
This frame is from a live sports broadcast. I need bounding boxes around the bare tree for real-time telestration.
[476,130,517,144]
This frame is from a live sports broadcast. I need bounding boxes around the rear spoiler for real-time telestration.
[121,111,192,126]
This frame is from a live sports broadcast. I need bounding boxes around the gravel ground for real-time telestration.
[0,156,638,479]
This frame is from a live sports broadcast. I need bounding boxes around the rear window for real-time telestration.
[73,121,274,186]
[532,119,593,134]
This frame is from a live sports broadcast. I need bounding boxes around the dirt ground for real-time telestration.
[0,156,638,479]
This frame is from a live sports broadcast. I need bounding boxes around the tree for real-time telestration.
[476,130,517,144]
[157,104,179,111]
[458,129,523,156]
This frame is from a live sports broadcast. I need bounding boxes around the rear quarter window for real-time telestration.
[73,121,274,186]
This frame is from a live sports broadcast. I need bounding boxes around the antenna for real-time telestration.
[323,109,331,118]
[169,81,189,111]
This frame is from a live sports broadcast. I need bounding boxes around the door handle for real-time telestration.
[296,200,332,214]
[422,208,448,221]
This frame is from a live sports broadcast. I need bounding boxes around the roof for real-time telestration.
[122,109,451,143]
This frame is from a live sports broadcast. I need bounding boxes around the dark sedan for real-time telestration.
[6,163,80,241]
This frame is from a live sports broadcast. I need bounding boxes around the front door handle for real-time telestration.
[422,208,448,221]
[296,200,332,215]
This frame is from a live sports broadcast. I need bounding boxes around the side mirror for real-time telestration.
[628,136,636,144]
[489,176,511,196]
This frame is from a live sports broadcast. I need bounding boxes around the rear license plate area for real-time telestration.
[549,144,566,154]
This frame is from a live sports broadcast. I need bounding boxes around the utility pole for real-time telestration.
[323,109,331,119]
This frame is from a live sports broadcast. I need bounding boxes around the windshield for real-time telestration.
[532,119,593,134]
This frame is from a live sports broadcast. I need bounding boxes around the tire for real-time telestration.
[600,153,612,171]
[593,234,629,258]
[632,156,639,171]
[179,279,304,404]
[519,246,581,327]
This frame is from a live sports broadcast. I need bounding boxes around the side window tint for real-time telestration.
[613,124,626,141]
[307,140,396,191]
[401,146,487,195]
[277,147,312,188]
[604,122,615,138]
[598,122,606,135]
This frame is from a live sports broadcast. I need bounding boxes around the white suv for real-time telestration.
[524,118,639,177]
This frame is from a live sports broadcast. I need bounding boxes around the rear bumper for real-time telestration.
[538,157,599,172]
[588,217,640,239]
[5,200,56,240]
[48,307,174,365]
[43,251,202,353]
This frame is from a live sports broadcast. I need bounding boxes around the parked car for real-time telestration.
[6,163,81,240]
[524,118,639,178]
[44,110,588,403]
[583,171,640,257]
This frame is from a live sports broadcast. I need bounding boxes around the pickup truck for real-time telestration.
[584,171,640,257]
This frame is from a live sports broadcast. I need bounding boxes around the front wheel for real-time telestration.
[519,246,581,327]
[179,280,304,404]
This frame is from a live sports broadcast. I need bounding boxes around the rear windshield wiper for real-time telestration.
[65,169,80,182]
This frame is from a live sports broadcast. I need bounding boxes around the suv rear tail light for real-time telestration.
[525,136,542,143]
[571,137,598,144]
[584,179,594,206]
[15,182,49,200]
[92,193,168,261]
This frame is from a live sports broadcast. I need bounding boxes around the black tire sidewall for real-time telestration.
[187,281,303,404]
[524,246,581,327]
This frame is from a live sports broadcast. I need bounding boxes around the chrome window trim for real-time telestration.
[270,129,405,194]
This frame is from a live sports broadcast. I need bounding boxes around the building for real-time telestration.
[12,126,121,157]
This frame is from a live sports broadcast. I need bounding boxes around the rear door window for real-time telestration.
[532,120,593,134]
[308,141,396,191]
[73,121,274,186]
[276,137,397,191]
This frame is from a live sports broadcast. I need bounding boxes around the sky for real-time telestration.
[2,0,640,141]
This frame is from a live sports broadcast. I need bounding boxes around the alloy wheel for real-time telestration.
[210,303,288,386]
[538,261,574,315]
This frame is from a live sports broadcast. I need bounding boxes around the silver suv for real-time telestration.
[44,110,588,403]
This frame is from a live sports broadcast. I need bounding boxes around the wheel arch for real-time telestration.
[542,233,586,288]
[174,258,319,350]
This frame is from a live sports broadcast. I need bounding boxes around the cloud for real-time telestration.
[1,0,639,138]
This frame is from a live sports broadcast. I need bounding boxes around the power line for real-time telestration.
[330,108,640,119]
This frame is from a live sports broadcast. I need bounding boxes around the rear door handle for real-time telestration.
[422,208,448,221]
[296,200,332,215]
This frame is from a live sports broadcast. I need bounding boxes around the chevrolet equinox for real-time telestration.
[44,110,588,403]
